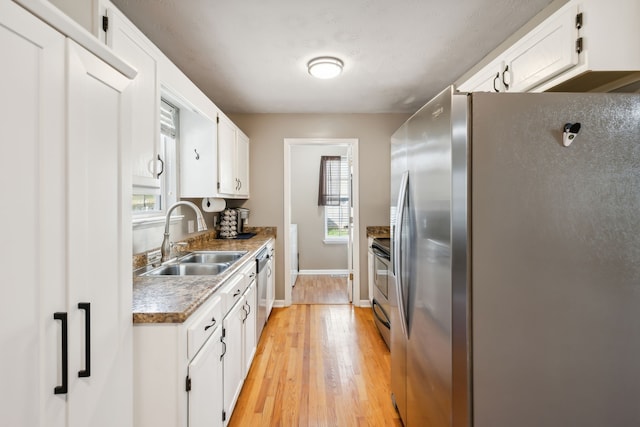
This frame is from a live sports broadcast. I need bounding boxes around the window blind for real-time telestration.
[318,155,342,206]
[160,99,178,138]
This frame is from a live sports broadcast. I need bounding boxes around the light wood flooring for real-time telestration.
[292,274,349,305]
[228,304,402,427]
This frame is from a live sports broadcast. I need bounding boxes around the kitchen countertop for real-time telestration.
[366,226,390,239]
[132,227,276,324]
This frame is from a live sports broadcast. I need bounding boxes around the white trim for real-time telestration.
[323,238,348,245]
[272,300,287,309]
[298,269,349,276]
[359,300,372,307]
[283,138,361,307]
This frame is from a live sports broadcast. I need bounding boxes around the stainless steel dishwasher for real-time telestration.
[255,247,269,339]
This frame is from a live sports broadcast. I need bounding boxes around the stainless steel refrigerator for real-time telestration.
[389,86,640,427]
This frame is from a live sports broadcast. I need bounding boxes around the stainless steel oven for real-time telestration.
[371,238,391,349]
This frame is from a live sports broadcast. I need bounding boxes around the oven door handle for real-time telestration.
[371,247,390,260]
[372,299,391,330]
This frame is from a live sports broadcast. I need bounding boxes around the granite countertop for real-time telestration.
[366,226,390,239]
[132,227,276,324]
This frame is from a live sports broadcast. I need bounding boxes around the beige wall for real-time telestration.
[291,144,348,271]
[228,113,409,302]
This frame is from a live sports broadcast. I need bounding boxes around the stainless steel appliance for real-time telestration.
[255,247,268,339]
[390,86,640,427]
[371,238,391,349]
[236,208,249,233]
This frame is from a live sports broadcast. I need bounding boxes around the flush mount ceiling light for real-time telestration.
[307,57,344,79]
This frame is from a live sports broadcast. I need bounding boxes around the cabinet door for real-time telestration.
[66,38,133,427]
[0,3,66,426]
[180,109,218,197]
[188,326,224,427]
[217,115,237,195]
[222,302,245,424]
[503,4,578,92]
[242,280,257,377]
[105,6,160,189]
[236,130,250,197]
[457,58,504,93]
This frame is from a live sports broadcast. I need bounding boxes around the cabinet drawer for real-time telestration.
[219,274,247,314]
[240,259,256,288]
[187,295,223,360]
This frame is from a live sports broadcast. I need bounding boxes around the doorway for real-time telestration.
[283,138,360,306]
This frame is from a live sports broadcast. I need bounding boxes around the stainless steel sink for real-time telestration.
[139,250,248,277]
[179,251,247,264]
[142,262,231,276]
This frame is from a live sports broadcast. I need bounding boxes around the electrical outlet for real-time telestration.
[187,220,194,233]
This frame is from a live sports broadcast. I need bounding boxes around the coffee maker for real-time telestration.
[236,208,250,233]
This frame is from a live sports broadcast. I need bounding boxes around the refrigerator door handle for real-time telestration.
[394,171,410,339]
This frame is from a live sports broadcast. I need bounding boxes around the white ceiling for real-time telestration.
[112,0,556,114]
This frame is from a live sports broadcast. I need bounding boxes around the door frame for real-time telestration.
[283,138,361,306]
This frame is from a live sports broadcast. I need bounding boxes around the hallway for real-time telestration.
[292,274,350,305]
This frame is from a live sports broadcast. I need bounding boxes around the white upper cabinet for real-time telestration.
[236,130,250,197]
[457,0,640,94]
[502,4,578,92]
[179,106,218,197]
[539,0,640,91]
[103,3,161,189]
[217,114,250,198]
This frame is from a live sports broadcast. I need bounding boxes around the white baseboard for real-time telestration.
[273,299,371,308]
[273,300,288,308]
[298,269,349,276]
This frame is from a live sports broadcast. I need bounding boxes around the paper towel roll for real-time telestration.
[201,197,226,212]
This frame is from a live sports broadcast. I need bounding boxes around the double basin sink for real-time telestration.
[141,251,248,277]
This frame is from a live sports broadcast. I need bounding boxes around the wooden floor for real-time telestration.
[292,275,349,304]
[228,305,402,427]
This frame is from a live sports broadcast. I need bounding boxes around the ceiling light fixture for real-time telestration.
[307,57,344,79]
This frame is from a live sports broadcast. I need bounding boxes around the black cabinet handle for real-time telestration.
[233,289,241,297]
[78,302,91,378]
[156,154,164,177]
[502,65,510,90]
[493,72,500,92]
[53,312,68,395]
[220,336,227,361]
[204,317,217,331]
[245,301,251,316]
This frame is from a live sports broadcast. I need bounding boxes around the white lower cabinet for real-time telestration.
[187,324,224,427]
[242,279,258,377]
[222,297,245,425]
[0,2,133,426]
[134,258,260,426]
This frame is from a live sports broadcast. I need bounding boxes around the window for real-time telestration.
[319,155,350,242]
[132,99,178,219]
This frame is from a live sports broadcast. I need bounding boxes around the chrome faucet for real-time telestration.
[161,201,208,262]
